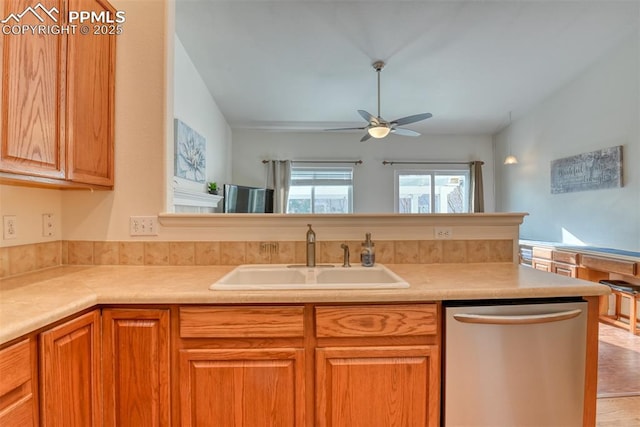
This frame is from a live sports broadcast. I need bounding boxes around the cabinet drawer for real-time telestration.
[315,304,438,338]
[0,339,31,397]
[552,251,578,265]
[532,247,553,260]
[580,255,637,276]
[180,306,305,338]
[0,395,34,426]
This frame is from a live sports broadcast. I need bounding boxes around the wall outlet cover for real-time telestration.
[3,215,17,240]
[130,216,159,236]
[434,227,453,239]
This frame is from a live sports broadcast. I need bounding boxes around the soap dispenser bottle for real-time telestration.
[360,232,375,267]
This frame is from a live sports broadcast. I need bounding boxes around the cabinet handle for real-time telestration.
[453,309,582,325]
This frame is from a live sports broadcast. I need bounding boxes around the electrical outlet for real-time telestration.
[434,227,453,239]
[130,216,158,236]
[3,215,17,240]
[42,213,55,237]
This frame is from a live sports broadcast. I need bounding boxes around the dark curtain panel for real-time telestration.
[471,161,484,213]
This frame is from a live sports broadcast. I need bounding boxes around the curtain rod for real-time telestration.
[382,160,484,166]
[262,159,363,165]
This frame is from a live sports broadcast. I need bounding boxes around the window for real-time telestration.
[395,169,470,213]
[287,167,353,214]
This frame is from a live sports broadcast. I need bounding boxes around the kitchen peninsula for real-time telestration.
[0,259,609,426]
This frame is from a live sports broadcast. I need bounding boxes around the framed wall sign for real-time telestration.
[550,145,623,194]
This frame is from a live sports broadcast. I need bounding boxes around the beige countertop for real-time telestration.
[0,263,610,345]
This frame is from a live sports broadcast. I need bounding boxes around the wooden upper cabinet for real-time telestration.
[0,0,115,188]
[0,0,65,179]
[40,310,101,427]
[65,0,115,186]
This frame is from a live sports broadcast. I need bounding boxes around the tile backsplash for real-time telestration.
[1,241,61,278]
[0,239,513,279]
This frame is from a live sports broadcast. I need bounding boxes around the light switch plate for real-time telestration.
[42,213,55,237]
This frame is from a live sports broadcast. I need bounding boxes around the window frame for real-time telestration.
[394,167,471,214]
[287,165,354,214]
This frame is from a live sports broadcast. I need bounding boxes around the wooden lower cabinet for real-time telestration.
[4,303,440,426]
[102,308,170,427]
[532,258,552,272]
[39,310,101,427]
[0,338,38,426]
[316,345,439,427]
[553,263,577,277]
[179,348,305,426]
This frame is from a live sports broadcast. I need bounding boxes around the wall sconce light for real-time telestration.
[504,111,518,165]
[504,154,519,165]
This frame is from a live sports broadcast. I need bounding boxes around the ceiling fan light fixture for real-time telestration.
[325,60,432,141]
[368,125,390,139]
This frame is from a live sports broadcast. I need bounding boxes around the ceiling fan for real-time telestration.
[327,61,432,142]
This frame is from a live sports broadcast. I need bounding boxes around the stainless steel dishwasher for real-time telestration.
[444,298,588,426]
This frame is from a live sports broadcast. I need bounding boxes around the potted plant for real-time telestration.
[207,182,219,195]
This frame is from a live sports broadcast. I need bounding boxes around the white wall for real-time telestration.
[232,131,495,213]
[172,35,232,196]
[495,35,640,251]
[0,186,62,247]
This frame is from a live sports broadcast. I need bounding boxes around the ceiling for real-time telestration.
[175,1,639,135]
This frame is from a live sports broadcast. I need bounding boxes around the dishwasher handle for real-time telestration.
[452,308,582,325]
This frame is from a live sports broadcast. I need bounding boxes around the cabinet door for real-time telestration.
[0,0,65,179]
[65,0,115,186]
[316,346,439,427]
[532,259,552,272]
[553,263,577,277]
[103,308,170,427]
[180,348,305,427]
[40,310,101,427]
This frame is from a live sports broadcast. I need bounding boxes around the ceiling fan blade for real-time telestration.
[391,127,421,137]
[325,126,367,131]
[358,110,377,124]
[360,133,372,142]
[391,113,433,126]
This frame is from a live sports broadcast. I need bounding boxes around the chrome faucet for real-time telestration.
[306,224,316,267]
[340,243,351,267]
